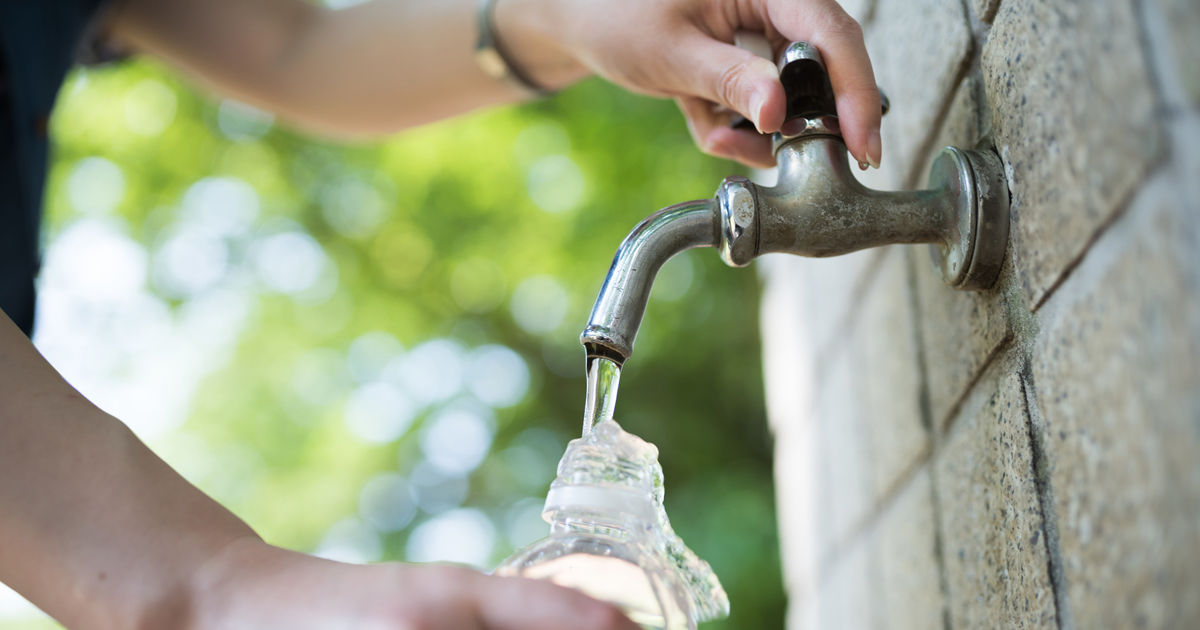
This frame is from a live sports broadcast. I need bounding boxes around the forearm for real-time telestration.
[0,313,257,629]
[109,0,589,138]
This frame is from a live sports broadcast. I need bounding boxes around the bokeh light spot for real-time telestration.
[124,79,177,136]
[383,338,464,406]
[344,382,417,444]
[510,275,569,335]
[67,157,125,215]
[505,497,551,549]
[322,178,390,238]
[43,219,146,301]
[420,404,494,475]
[406,508,495,568]
[512,121,570,169]
[254,231,326,294]
[347,331,404,384]
[181,177,260,237]
[466,345,529,408]
[359,472,418,533]
[526,155,586,213]
[154,225,228,297]
[410,461,470,514]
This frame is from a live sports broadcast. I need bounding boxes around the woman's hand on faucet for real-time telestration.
[512,0,884,170]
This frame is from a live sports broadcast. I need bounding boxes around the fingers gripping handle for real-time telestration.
[730,34,889,130]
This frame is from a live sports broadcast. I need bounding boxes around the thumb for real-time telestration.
[664,34,786,134]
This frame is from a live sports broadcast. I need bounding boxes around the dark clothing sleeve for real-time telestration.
[0,0,119,337]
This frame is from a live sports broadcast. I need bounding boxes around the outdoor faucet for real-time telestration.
[581,42,1010,366]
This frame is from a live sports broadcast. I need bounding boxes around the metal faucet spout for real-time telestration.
[580,199,717,365]
[577,40,1011,372]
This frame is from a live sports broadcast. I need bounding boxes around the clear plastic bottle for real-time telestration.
[494,420,728,630]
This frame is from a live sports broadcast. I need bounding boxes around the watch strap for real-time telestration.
[475,0,553,97]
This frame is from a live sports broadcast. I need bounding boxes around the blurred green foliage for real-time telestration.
[26,56,785,629]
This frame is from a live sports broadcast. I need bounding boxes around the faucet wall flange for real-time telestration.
[927,147,1010,290]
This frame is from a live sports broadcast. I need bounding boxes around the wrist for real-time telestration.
[492,0,590,91]
[184,535,271,630]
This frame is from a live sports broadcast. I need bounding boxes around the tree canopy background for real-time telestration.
[2,55,784,629]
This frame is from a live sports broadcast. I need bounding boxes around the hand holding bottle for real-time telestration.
[187,539,642,630]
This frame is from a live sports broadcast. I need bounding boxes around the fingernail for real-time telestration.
[867,127,882,169]
[858,160,868,171]
[749,91,767,133]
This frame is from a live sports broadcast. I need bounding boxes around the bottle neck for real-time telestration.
[548,507,654,539]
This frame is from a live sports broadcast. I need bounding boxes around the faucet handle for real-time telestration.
[777,41,890,121]
[777,42,837,121]
[730,39,889,130]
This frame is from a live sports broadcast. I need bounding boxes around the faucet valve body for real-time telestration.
[714,136,1010,290]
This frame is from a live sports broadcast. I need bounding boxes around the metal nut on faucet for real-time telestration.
[717,176,759,267]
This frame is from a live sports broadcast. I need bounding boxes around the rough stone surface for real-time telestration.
[873,470,945,630]
[806,537,879,630]
[913,71,1012,428]
[912,244,1011,429]
[760,256,822,612]
[983,0,1164,307]
[773,414,821,623]
[798,250,883,362]
[763,2,1200,629]
[868,0,973,186]
[758,256,815,437]
[922,73,985,179]
[936,373,1058,630]
[1151,0,1200,108]
[853,247,927,498]
[1032,190,1200,629]
[812,343,875,555]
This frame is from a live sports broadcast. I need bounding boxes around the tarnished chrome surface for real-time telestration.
[717,176,757,267]
[928,148,1010,290]
[717,134,1010,286]
[778,41,823,72]
[927,147,976,286]
[771,115,843,155]
[580,199,717,364]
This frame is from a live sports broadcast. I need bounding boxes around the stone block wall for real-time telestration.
[759,1,1200,628]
